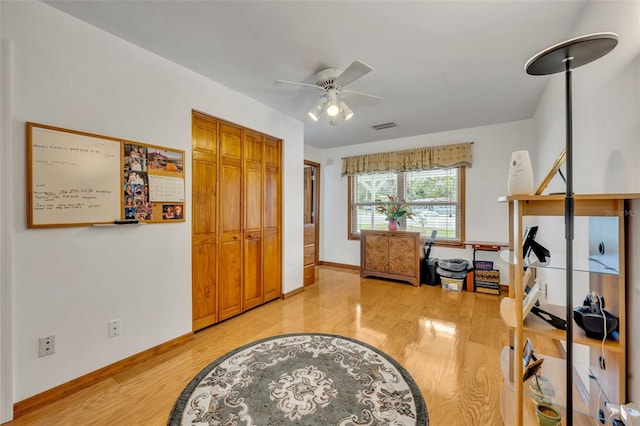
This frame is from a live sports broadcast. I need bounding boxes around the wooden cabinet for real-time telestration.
[499,194,639,426]
[360,230,422,286]
[191,112,282,330]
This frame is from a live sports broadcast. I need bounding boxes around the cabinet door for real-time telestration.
[263,137,281,300]
[363,232,389,273]
[243,131,263,310]
[191,114,218,330]
[218,123,243,320]
[388,233,418,277]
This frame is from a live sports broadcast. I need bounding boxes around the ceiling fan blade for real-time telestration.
[343,89,383,100]
[334,60,373,87]
[275,80,323,90]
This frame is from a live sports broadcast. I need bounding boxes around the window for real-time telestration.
[348,167,465,244]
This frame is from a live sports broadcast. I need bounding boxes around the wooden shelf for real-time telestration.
[522,303,624,353]
[464,241,508,251]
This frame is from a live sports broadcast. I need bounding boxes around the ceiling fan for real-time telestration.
[276,60,382,125]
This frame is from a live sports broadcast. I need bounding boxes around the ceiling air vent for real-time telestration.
[372,122,397,130]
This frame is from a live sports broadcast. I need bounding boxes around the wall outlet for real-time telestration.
[108,319,121,338]
[38,335,55,357]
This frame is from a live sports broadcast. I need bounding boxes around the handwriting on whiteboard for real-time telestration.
[30,127,120,225]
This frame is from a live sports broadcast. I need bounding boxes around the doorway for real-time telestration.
[303,161,320,286]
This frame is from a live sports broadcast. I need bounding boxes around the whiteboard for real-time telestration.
[28,124,121,227]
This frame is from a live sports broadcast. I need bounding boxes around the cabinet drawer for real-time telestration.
[304,264,315,286]
[304,245,315,266]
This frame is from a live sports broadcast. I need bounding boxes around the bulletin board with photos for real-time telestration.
[122,142,185,223]
[27,122,185,227]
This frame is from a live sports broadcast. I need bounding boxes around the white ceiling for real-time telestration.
[45,0,587,149]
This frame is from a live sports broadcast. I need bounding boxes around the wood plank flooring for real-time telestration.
[7,266,513,425]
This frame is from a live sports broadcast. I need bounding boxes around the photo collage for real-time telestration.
[123,144,152,220]
[123,143,184,222]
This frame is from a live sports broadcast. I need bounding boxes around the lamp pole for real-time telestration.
[564,55,574,426]
[525,32,618,426]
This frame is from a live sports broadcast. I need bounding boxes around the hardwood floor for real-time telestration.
[7,266,514,425]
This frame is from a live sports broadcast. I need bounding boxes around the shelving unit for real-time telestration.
[499,193,639,426]
[465,241,508,295]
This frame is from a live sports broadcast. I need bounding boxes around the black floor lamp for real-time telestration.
[525,33,618,424]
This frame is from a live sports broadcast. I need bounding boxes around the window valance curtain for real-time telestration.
[341,142,473,176]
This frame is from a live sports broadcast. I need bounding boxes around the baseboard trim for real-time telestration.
[318,261,359,270]
[13,332,194,418]
[282,286,305,299]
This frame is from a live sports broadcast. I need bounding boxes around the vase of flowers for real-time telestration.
[376,195,413,230]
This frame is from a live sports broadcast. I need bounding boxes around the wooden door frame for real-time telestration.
[304,160,320,266]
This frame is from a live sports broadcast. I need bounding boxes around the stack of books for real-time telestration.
[474,262,501,295]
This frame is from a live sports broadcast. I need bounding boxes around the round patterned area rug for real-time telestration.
[168,333,428,425]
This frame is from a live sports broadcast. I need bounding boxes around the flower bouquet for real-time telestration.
[376,195,413,230]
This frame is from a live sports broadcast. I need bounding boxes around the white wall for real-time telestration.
[530,0,640,403]
[0,34,15,422]
[318,119,534,276]
[0,1,304,404]
[304,144,323,165]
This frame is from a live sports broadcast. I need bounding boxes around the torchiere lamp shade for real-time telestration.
[525,32,618,75]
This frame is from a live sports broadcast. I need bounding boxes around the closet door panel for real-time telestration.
[245,168,262,231]
[219,165,242,233]
[263,137,281,300]
[263,228,281,301]
[193,160,216,235]
[192,237,217,329]
[243,234,262,309]
[243,131,264,308]
[218,236,242,320]
[191,113,218,330]
[218,123,243,320]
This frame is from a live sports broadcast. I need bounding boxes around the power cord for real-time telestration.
[592,291,612,423]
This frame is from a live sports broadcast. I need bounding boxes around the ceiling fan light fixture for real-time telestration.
[340,101,354,120]
[308,110,320,121]
[276,60,380,126]
[307,96,327,121]
[326,89,340,117]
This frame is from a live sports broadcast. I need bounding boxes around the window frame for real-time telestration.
[347,167,466,247]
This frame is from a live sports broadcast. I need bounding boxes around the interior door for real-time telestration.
[303,161,320,286]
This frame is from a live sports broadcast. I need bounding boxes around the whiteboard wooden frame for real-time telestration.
[27,122,185,228]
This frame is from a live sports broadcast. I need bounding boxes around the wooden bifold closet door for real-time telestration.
[191,111,282,331]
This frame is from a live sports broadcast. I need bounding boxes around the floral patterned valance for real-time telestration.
[341,142,473,176]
